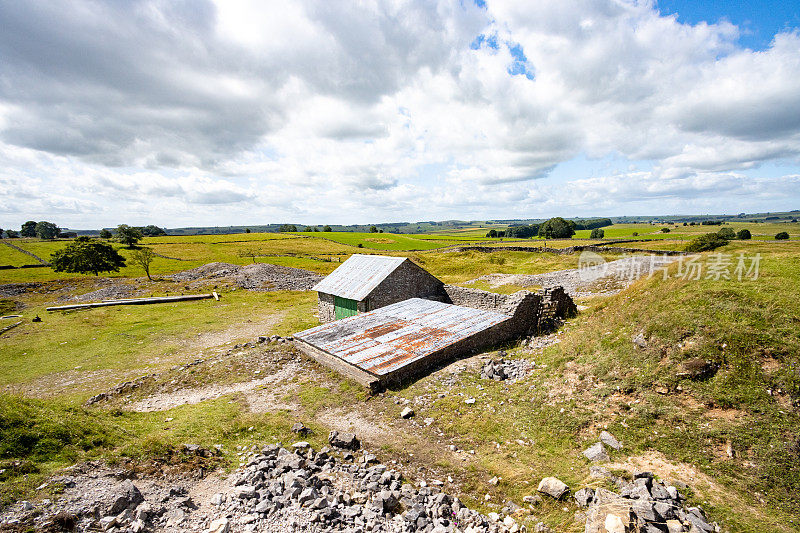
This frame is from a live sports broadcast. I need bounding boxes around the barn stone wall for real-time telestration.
[317,292,336,323]
[365,261,444,311]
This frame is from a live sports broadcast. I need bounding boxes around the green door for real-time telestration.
[334,296,359,320]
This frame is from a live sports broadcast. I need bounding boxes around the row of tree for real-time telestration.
[1,221,166,241]
[486,217,587,239]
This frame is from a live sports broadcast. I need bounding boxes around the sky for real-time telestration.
[1,0,799,229]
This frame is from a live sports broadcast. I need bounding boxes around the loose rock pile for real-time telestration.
[479,354,533,382]
[212,439,521,533]
[0,439,525,533]
[578,471,719,533]
[170,262,323,292]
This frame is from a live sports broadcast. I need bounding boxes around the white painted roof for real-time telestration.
[311,254,408,301]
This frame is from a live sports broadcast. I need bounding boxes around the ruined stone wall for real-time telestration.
[366,261,444,311]
[317,292,336,323]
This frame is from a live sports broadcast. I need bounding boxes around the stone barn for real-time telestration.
[296,253,577,389]
[311,254,444,322]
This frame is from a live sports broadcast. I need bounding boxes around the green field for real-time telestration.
[1,229,799,531]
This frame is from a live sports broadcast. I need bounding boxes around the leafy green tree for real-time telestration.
[590,228,605,239]
[0,228,3,238]
[369,226,378,233]
[245,228,251,233]
[99,229,113,239]
[5,230,18,238]
[661,227,671,233]
[775,232,789,240]
[304,226,314,232]
[130,247,156,280]
[114,224,143,247]
[138,225,167,236]
[278,224,298,232]
[313,227,319,232]
[716,227,736,240]
[50,237,126,276]
[35,221,59,240]
[486,229,498,238]
[20,221,37,237]
[538,217,575,239]
[323,225,332,232]
[736,229,751,240]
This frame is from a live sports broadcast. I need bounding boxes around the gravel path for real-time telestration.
[467,254,678,297]
[127,360,303,413]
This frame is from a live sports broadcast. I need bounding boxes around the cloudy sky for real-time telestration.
[1,0,799,229]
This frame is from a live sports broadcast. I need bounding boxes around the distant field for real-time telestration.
[0,243,39,267]
[293,231,511,251]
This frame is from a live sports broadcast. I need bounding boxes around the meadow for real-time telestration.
[1,227,799,531]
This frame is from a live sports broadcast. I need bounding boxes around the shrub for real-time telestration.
[717,227,736,240]
[661,228,671,233]
[775,232,789,240]
[736,229,751,240]
[632,232,639,236]
[590,228,605,239]
[685,233,729,252]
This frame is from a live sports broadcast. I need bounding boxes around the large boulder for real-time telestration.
[328,430,360,450]
[582,442,610,462]
[537,477,569,500]
[107,480,144,516]
[584,488,634,533]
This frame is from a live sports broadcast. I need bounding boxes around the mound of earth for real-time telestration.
[171,262,323,292]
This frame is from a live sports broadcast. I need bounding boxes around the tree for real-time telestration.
[661,227,671,233]
[486,229,498,238]
[0,228,3,238]
[313,227,319,232]
[50,237,126,276]
[130,247,156,280]
[138,225,167,236]
[35,221,60,240]
[736,229,751,240]
[5,230,19,238]
[115,224,143,247]
[590,228,605,239]
[278,224,297,232]
[538,217,575,239]
[99,229,113,239]
[369,226,378,233]
[775,232,790,240]
[323,225,332,232]
[21,221,37,237]
[717,227,736,240]
[304,226,314,232]
[245,228,251,233]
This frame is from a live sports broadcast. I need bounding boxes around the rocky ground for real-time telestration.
[0,433,721,533]
[170,262,323,292]
[466,255,678,297]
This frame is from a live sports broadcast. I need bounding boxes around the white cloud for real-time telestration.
[0,0,799,228]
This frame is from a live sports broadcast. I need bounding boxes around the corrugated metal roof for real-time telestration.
[311,254,408,301]
[294,298,511,377]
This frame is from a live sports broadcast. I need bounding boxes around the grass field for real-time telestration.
[1,230,799,531]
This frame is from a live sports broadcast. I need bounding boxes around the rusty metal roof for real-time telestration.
[294,298,511,377]
[311,254,408,301]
